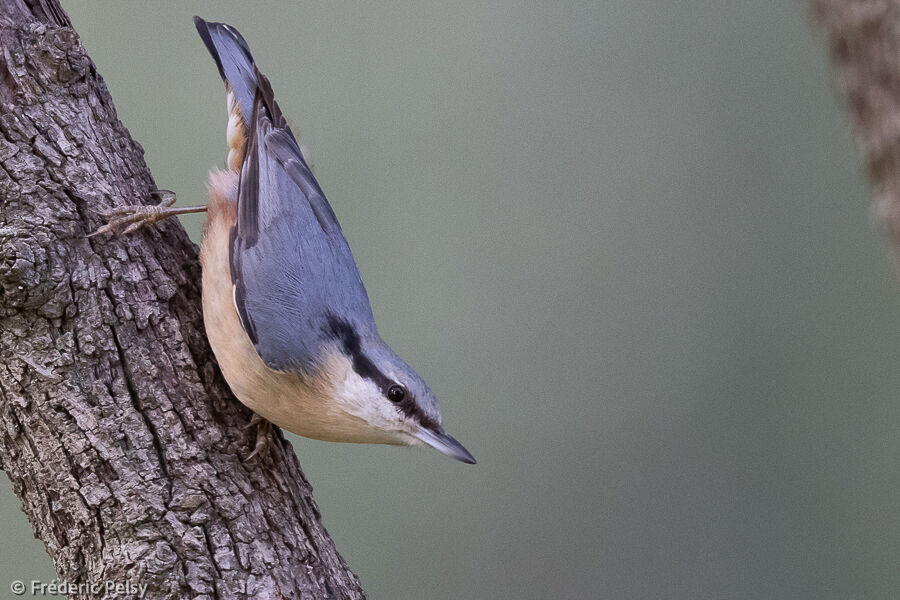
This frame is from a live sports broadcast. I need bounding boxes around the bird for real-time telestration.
[93,17,475,464]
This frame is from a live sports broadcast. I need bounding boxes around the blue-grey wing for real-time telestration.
[230,74,376,371]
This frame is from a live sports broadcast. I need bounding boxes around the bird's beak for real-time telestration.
[413,426,476,464]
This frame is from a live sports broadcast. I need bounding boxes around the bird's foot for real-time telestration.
[89,190,192,237]
[245,414,274,462]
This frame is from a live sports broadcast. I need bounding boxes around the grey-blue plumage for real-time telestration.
[193,17,474,463]
[194,19,257,127]
[195,17,376,372]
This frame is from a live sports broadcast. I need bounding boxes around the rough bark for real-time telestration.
[0,1,366,598]
[811,0,900,255]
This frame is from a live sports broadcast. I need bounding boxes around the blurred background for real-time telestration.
[3,1,900,598]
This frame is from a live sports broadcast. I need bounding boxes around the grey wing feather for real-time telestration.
[231,73,376,371]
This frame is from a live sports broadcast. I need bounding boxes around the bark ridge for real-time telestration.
[0,3,366,598]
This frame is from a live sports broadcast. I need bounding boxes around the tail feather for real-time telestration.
[194,17,258,123]
[195,16,260,171]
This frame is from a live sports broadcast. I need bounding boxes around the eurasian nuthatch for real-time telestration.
[96,17,475,464]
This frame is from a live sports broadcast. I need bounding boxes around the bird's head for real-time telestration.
[320,316,475,464]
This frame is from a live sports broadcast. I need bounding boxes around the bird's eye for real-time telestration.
[387,384,406,403]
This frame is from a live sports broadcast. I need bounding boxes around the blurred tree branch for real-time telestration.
[0,1,365,598]
[811,0,900,253]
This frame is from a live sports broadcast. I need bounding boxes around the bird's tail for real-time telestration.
[194,16,258,172]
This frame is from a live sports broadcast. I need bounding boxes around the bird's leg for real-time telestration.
[245,413,275,462]
[89,190,207,237]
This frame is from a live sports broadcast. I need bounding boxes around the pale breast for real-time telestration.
[198,169,377,443]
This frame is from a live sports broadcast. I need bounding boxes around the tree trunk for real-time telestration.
[0,1,366,598]
[811,0,900,256]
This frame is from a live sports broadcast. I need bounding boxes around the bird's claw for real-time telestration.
[245,417,274,462]
[88,190,177,237]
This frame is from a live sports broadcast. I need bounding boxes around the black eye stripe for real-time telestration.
[324,314,439,430]
[324,316,391,387]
